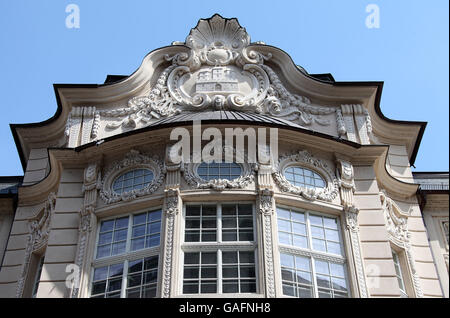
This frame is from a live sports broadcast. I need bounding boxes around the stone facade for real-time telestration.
[0,15,448,298]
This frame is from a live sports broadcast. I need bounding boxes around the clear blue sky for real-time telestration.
[0,0,448,176]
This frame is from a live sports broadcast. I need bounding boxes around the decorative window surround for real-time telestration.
[89,209,162,298]
[335,158,368,298]
[178,202,259,296]
[99,150,165,204]
[72,163,100,298]
[275,206,350,298]
[16,192,57,298]
[380,190,423,298]
[273,150,338,202]
[182,148,256,191]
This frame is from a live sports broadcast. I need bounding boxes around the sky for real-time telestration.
[0,0,448,176]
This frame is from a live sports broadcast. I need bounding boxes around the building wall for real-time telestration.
[0,135,445,298]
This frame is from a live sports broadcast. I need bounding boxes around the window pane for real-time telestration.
[128,260,143,273]
[314,260,330,275]
[239,251,255,264]
[240,280,256,293]
[278,232,291,245]
[186,205,201,216]
[292,222,306,235]
[183,282,199,294]
[222,252,238,264]
[238,204,252,215]
[223,280,239,293]
[312,239,326,252]
[100,220,114,232]
[278,219,291,232]
[133,213,146,225]
[291,212,305,223]
[222,217,237,228]
[184,253,200,265]
[201,253,217,265]
[330,263,345,277]
[223,266,238,278]
[93,266,108,281]
[293,235,308,248]
[295,256,310,272]
[327,242,342,255]
[282,283,296,297]
[277,207,290,219]
[238,230,254,241]
[298,286,313,298]
[112,169,154,194]
[280,253,294,268]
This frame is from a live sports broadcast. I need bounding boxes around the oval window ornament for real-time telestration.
[196,162,242,181]
[112,168,154,195]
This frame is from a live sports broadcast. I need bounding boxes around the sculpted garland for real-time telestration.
[99,15,336,132]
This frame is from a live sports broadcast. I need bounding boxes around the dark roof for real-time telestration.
[413,171,449,192]
[0,176,23,196]
[104,75,128,84]
[74,110,362,153]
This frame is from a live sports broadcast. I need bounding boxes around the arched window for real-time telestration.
[196,162,242,181]
[112,169,154,195]
[283,166,326,190]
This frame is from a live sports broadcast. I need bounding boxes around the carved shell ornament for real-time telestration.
[100,14,336,132]
[272,150,339,202]
[99,150,166,204]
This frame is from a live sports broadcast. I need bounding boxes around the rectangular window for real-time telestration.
[222,251,257,293]
[126,256,159,298]
[91,256,159,298]
[184,203,254,243]
[183,252,218,294]
[182,250,257,295]
[182,202,257,295]
[91,209,162,298]
[277,206,349,298]
[277,206,342,255]
[96,209,162,259]
[392,251,408,298]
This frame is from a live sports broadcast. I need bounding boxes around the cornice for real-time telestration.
[374,148,419,200]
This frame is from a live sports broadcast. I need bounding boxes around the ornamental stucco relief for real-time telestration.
[272,150,339,202]
[99,150,166,204]
[98,15,337,132]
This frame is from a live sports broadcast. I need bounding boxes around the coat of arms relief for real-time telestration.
[98,14,338,133]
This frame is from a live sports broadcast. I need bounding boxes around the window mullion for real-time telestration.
[217,204,222,243]
[217,249,222,294]
[310,256,319,298]
[121,260,128,298]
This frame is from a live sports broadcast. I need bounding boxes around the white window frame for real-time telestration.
[392,250,408,298]
[89,206,163,298]
[275,204,350,298]
[179,202,260,296]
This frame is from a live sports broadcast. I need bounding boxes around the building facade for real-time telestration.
[0,15,448,298]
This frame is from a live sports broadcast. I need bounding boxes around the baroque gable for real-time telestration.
[63,15,374,148]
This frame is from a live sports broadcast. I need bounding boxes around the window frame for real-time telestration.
[282,164,327,191]
[89,206,163,298]
[392,250,408,298]
[179,201,260,296]
[275,204,351,298]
